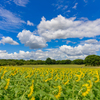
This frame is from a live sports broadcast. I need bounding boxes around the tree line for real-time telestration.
[0,55,100,66]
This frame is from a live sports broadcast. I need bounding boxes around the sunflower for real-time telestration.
[55,86,62,99]
[4,78,10,90]
[80,80,92,96]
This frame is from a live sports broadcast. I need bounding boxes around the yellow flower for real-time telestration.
[25,74,30,78]
[81,80,92,97]
[55,86,62,99]
[30,96,35,100]
[4,78,10,90]
[28,85,33,97]
[75,74,81,82]
[28,80,34,97]
[9,70,17,76]
[32,80,34,84]
[82,85,91,96]
[63,80,69,85]
[94,75,99,83]
[87,80,92,88]
[45,75,53,82]
[1,70,7,79]
[55,77,59,81]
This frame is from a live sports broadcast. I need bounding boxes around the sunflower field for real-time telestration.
[0,66,100,100]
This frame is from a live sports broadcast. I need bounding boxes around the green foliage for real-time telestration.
[85,55,100,66]
[65,60,72,64]
[72,59,84,65]
[51,59,56,64]
[56,60,72,64]
[46,57,52,64]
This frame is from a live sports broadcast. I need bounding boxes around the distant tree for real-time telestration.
[84,55,100,66]
[56,60,61,64]
[7,61,16,66]
[36,60,44,65]
[60,60,67,64]
[72,59,84,65]
[0,62,7,66]
[25,61,31,65]
[29,59,35,62]
[15,59,24,65]
[51,59,56,64]
[65,60,72,64]
[46,57,52,64]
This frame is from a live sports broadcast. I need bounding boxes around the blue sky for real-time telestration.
[0,0,100,60]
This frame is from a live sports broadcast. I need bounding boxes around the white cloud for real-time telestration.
[72,3,78,9]
[60,43,100,56]
[0,50,7,53]
[27,20,34,26]
[85,39,98,44]
[0,37,19,45]
[13,0,29,7]
[0,49,86,60]
[37,15,100,41]
[0,42,100,60]
[66,40,71,44]
[66,40,76,44]
[0,7,25,31]
[80,39,100,45]
[0,49,59,60]
[80,17,88,21]
[17,30,47,49]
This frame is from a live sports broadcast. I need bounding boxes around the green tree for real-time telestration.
[84,55,100,66]
[51,59,56,64]
[72,59,84,65]
[65,60,72,64]
[56,60,61,64]
[46,57,52,64]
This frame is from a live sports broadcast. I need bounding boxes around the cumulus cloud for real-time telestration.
[17,30,47,49]
[0,42,100,60]
[13,0,29,7]
[0,49,59,60]
[72,3,78,9]
[0,7,25,31]
[27,20,34,26]
[80,39,100,45]
[0,50,7,53]
[60,43,100,56]
[0,49,86,60]
[0,37,19,45]
[37,15,100,41]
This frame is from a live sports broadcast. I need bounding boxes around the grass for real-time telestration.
[4,64,100,68]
